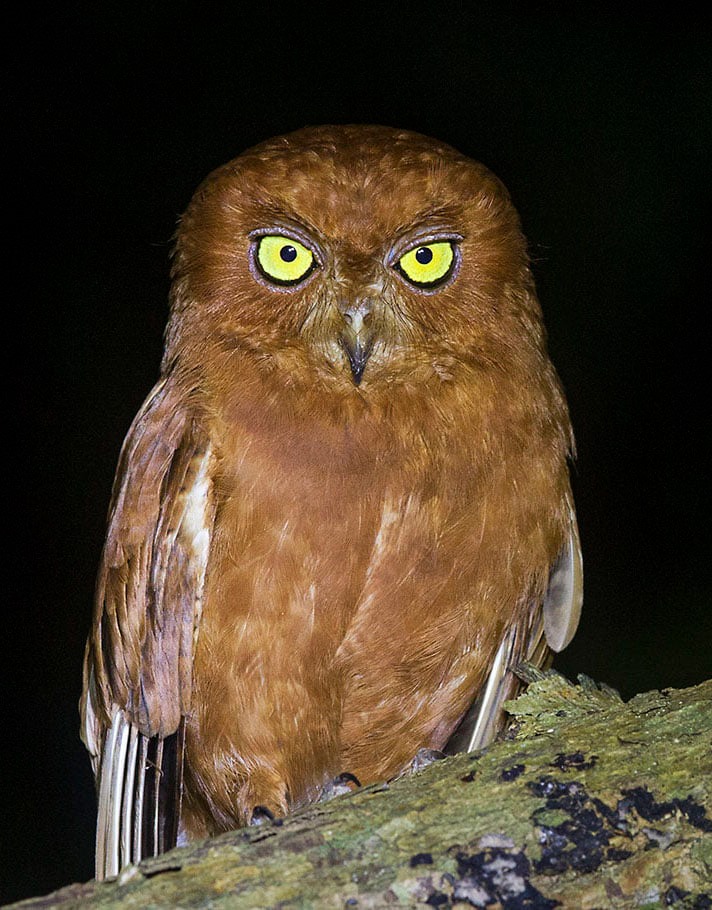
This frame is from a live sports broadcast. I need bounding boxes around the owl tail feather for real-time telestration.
[95,708,184,880]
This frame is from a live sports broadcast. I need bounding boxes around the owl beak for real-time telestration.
[339,302,374,386]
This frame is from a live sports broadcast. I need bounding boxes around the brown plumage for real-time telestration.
[80,124,582,878]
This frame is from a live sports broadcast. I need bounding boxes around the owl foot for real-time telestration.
[320,771,362,802]
[402,748,447,776]
[249,805,277,826]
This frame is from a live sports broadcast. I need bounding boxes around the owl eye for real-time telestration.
[254,235,316,286]
[396,241,456,288]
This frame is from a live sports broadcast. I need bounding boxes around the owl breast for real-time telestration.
[174,392,456,834]
[180,391,498,835]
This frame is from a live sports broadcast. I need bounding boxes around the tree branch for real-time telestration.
[11,673,712,909]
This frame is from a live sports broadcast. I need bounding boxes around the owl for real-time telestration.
[80,125,582,879]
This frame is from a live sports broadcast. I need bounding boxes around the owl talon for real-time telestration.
[249,805,277,826]
[320,771,362,801]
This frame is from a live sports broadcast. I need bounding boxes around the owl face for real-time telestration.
[169,126,540,391]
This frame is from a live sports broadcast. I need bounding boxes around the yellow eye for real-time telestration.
[396,241,455,288]
[254,235,316,285]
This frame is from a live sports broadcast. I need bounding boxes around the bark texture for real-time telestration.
[10,672,712,909]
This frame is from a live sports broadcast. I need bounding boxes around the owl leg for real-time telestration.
[398,748,447,776]
[181,755,291,835]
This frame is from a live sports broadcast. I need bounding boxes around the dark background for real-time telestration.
[7,6,710,903]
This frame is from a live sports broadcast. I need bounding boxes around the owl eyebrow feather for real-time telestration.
[247,202,326,244]
[393,203,463,239]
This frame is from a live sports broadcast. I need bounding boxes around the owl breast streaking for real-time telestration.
[81,125,582,879]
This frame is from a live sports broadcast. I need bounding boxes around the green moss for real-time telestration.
[11,676,711,909]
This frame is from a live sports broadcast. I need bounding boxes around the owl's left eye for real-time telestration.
[254,235,316,286]
[396,241,456,289]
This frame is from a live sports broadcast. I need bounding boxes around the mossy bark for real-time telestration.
[10,673,711,909]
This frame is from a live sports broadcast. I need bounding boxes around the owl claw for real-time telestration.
[320,771,362,801]
[249,805,277,826]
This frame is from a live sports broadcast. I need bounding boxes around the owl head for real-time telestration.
[165,125,546,396]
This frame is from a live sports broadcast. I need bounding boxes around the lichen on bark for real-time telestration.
[10,673,711,909]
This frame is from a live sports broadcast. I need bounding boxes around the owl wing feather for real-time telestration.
[80,378,215,879]
[445,493,582,754]
[542,495,584,654]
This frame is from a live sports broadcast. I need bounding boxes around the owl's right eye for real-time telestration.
[253,235,316,286]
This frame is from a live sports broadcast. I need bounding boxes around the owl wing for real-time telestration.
[80,377,216,880]
[445,493,583,754]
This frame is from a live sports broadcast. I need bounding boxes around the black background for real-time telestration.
[7,6,710,903]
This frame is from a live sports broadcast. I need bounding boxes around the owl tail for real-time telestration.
[94,707,184,880]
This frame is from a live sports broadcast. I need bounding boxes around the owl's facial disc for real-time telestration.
[246,225,463,386]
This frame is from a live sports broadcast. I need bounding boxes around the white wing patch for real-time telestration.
[183,447,214,652]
